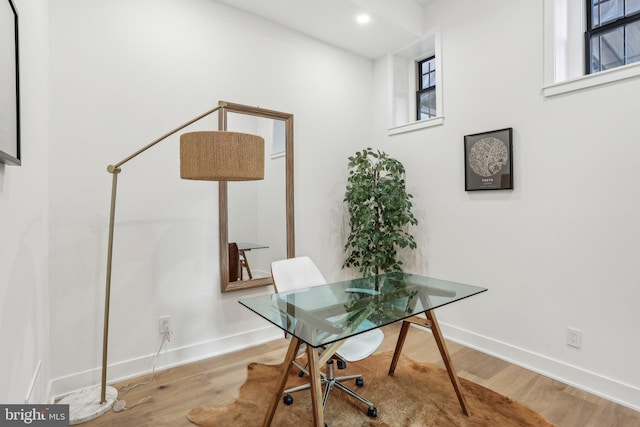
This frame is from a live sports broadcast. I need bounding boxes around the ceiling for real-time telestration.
[216,0,433,59]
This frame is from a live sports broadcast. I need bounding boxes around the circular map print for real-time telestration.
[468,137,509,177]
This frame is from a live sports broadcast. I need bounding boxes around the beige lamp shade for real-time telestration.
[180,131,264,181]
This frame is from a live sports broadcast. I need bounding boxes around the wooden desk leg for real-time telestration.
[389,320,411,375]
[239,250,253,279]
[306,345,325,427]
[425,310,470,416]
[262,337,301,427]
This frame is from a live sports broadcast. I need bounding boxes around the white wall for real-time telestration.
[48,0,372,397]
[0,0,49,403]
[374,0,640,410]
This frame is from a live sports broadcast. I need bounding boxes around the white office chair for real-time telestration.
[271,256,384,418]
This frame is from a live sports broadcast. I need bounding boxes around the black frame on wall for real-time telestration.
[464,127,513,191]
[0,0,20,166]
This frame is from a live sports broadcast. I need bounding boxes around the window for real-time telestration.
[388,32,443,135]
[543,0,640,96]
[416,56,436,121]
[586,0,640,73]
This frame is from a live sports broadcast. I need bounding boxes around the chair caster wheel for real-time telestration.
[355,377,364,387]
[283,394,294,405]
[367,407,377,418]
[337,360,347,369]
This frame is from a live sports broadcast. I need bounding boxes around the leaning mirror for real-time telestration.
[218,102,294,292]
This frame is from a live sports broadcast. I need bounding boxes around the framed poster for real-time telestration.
[464,127,513,191]
[0,0,20,166]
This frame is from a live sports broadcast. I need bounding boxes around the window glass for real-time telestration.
[601,27,625,70]
[418,90,436,120]
[427,91,436,117]
[628,0,640,14]
[420,58,435,88]
[590,36,601,72]
[595,0,624,26]
[627,20,640,62]
[587,0,640,73]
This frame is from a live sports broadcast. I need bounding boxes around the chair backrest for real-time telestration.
[271,256,327,293]
[228,242,240,282]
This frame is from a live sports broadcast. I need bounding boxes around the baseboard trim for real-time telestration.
[50,325,282,400]
[438,322,640,412]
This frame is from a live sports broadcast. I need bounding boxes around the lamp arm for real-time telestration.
[107,102,227,172]
[100,101,226,403]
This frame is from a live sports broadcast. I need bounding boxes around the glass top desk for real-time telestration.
[239,272,487,427]
[236,242,268,280]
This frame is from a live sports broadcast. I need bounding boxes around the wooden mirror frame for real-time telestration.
[219,102,295,292]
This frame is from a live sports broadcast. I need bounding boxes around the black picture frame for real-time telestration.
[464,127,513,191]
[0,0,20,166]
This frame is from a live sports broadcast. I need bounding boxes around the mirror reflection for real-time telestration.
[227,115,286,282]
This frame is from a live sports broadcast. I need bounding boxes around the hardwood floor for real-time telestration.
[81,323,640,427]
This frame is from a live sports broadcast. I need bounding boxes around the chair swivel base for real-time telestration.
[283,360,377,418]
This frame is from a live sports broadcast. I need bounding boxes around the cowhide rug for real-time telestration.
[187,352,555,426]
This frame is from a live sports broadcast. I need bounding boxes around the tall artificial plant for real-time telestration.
[343,148,418,278]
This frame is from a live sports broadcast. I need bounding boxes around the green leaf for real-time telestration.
[343,148,419,277]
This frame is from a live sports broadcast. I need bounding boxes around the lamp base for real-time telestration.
[58,385,118,425]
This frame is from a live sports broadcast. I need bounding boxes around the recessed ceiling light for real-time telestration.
[356,14,371,25]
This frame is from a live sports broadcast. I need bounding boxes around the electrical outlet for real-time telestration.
[566,327,582,348]
[159,316,171,337]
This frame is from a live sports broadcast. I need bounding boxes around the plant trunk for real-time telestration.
[374,168,381,277]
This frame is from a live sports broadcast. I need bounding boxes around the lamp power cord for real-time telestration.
[112,331,170,412]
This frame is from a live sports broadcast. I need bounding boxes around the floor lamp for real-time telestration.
[58,101,264,424]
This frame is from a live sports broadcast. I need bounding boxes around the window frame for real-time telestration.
[584,0,640,74]
[416,56,437,121]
